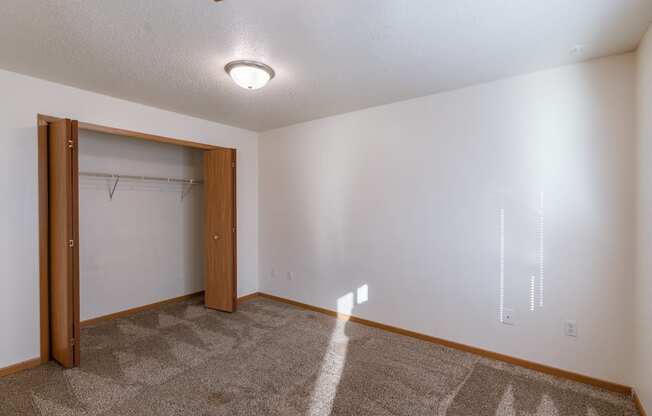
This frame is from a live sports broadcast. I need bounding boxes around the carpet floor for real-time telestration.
[0,296,639,415]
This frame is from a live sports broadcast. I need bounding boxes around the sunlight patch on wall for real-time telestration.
[356,284,368,304]
[337,292,354,315]
[530,276,536,311]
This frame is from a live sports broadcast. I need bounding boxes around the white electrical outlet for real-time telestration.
[287,271,294,281]
[502,308,515,325]
[565,320,578,337]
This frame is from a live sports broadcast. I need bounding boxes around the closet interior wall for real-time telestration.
[78,130,204,321]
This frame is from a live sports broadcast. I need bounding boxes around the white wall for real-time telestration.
[635,24,652,411]
[78,131,204,321]
[259,54,637,385]
[0,69,258,369]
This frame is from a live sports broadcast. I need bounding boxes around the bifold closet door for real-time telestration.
[48,118,80,368]
[204,148,236,312]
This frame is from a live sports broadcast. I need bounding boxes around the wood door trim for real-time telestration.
[78,121,227,150]
[38,115,234,151]
[70,120,80,367]
[256,292,633,395]
[38,114,62,124]
[37,115,50,363]
[232,151,238,308]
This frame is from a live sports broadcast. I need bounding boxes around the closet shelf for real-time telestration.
[79,171,203,201]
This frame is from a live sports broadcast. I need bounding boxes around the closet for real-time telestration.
[39,117,236,369]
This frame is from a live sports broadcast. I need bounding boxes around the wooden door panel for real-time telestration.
[48,118,79,368]
[204,148,236,312]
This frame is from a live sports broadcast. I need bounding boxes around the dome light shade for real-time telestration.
[225,60,275,90]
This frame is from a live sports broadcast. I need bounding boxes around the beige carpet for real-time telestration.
[0,297,639,415]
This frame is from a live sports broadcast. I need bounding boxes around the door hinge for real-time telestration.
[232,161,235,168]
[67,139,74,149]
[70,338,75,346]
[68,239,74,248]
[232,227,235,233]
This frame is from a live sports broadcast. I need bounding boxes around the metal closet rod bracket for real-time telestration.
[181,179,197,201]
[109,175,120,200]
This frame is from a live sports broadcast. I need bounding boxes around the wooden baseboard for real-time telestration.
[5,290,634,396]
[0,357,41,378]
[2,291,259,379]
[81,291,262,327]
[81,291,205,327]
[237,292,261,305]
[634,390,648,416]
[256,292,631,395]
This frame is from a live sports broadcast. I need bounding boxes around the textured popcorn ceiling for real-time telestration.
[0,0,650,131]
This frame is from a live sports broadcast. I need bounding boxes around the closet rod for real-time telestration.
[79,171,203,184]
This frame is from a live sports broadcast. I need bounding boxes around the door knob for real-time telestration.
[213,234,220,240]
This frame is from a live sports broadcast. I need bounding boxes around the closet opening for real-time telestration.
[37,115,237,369]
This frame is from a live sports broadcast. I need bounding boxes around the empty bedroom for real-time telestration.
[1,1,652,415]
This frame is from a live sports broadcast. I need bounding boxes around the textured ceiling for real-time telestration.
[1,0,651,131]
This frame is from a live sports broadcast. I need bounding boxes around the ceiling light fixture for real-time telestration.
[225,60,275,90]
